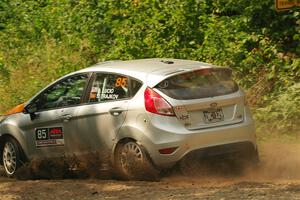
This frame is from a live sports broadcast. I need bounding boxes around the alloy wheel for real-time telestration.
[3,142,17,175]
[119,142,144,175]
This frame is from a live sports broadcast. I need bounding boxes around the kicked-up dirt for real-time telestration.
[0,142,300,200]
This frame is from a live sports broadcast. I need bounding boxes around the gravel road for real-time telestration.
[0,142,300,200]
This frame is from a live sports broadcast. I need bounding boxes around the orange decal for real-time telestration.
[115,77,128,87]
[90,93,97,100]
[5,103,25,116]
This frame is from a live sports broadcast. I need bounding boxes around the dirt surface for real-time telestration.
[1,142,300,200]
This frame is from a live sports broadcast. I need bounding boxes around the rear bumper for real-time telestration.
[141,117,257,169]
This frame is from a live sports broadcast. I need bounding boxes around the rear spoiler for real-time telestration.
[147,66,231,88]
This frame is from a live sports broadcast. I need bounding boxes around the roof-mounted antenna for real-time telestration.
[160,60,174,64]
[97,60,122,65]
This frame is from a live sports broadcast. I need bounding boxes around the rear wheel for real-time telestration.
[114,141,159,180]
[246,148,260,166]
[228,148,260,173]
[2,138,23,177]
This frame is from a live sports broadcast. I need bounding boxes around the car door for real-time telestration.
[63,72,130,156]
[21,73,90,159]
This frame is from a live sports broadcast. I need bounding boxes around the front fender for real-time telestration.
[0,122,29,159]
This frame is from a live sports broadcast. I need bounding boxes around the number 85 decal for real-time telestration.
[115,77,128,87]
[36,128,48,140]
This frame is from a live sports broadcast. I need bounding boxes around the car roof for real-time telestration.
[77,58,217,87]
[26,58,222,104]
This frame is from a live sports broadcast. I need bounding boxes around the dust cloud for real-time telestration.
[14,152,111,180]
[7,142,300,183]
[164,142,300,185]
[248,142,300,180]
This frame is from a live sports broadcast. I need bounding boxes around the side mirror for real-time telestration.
[25,103,38,120]
[25,102,37,114]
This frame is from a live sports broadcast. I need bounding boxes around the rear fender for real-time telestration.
[111,126,154,166]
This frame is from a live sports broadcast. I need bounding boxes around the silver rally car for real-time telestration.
[0,58,258,179]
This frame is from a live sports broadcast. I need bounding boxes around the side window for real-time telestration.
[89,73,129,103]
[36,74,89,110]
[131,79,142,97]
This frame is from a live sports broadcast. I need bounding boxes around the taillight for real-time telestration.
[144,87,175,116]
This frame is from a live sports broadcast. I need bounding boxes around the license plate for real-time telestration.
[203,109,224,123]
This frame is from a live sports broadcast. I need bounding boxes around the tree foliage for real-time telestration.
[0,0,299,133]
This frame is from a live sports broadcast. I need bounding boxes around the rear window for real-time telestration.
[155,68,238,100]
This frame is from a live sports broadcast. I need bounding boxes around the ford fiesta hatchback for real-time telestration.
[0,58,258,179]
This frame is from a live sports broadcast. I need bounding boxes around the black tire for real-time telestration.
[248,148,260,166]
[114,141,159,181]
[232,148,260,172]
[2,137,23,177]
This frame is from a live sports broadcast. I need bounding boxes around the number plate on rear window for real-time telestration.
[203,109,224,123]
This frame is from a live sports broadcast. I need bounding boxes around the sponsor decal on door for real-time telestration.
[35,127,64,148]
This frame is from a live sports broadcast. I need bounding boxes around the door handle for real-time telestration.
[61,114,73,122]
[109,107,126,116]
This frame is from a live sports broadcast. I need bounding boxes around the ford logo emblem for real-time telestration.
[210,102,218,108]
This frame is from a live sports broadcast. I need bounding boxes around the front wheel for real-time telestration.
[114,141,159,180]
[2,138,23,177]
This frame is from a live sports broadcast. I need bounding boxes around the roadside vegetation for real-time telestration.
[0,0,299,138]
